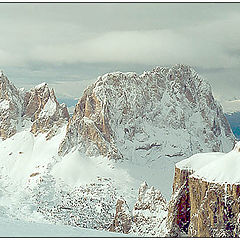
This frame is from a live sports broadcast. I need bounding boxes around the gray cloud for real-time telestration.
[0,3,240,109]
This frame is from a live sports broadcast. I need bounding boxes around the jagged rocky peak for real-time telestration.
[130,182,168,237]
[0,71,23,139]
[59,64,234,161]
[0,70,69,140]
[167,142,240,237]
[23,82,69,139]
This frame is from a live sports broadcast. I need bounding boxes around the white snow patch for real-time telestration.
[68,105,75,115]
[176,152,225,172]
[82,116,94,124]
[192,149,240,184]
[178,142,240,185]
[0,99,9,110]
[0,125,67,186]
[35,82,47,89]
[39,97,57,118]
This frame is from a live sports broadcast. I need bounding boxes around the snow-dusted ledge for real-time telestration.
[176,142,240,185]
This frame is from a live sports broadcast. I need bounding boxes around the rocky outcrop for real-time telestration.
[109,198,132,234]
[0,71,23,139]
[167,143,240,237]
[0,72,69,141]
[130,182,168,237]
[23,83,69,139]
[59,84,119,158]
[110,182,168,237]
[59,64,234,163]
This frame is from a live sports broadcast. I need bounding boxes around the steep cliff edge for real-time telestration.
[59,64,234,164]
[168,143,240,237]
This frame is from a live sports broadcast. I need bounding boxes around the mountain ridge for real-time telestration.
[59,64,234,162]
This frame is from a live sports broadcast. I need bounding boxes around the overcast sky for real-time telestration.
[1,3,240,106]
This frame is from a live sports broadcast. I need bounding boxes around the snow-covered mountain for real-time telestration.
[0,65,235,237]
[59,64,233,161]
[221,98,240,114]
[23,82,69,139]
[220,98,240,139]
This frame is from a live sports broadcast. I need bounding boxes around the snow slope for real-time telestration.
[0,126,66,186]
[0,125,171,234]
[176,152,225,172]
[52,151,177,201]
[0,216,126,237]
[192,143,240,184]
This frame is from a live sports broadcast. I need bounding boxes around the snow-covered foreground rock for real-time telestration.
[0,216,126,237]
[167,142,240,237]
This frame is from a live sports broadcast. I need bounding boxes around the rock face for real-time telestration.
[0,72,23,139]
[59,85,119,158]
[167,143,240,237]
[23,83,69,139]
[59,64,234,163]
[109,198,132,234]
[110,182,168,237]
[0,73,69,140]
[188,178,240,237]
[166,167,192,237]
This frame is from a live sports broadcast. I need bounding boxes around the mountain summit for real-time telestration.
[59,64,234,163]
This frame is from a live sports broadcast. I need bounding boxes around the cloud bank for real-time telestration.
[0,3,240,105]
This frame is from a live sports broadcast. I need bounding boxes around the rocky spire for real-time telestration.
[109,198,132,234]
[110,182,168,237]
[23,83,69,139]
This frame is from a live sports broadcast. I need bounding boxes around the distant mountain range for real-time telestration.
[225,112,240,139]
